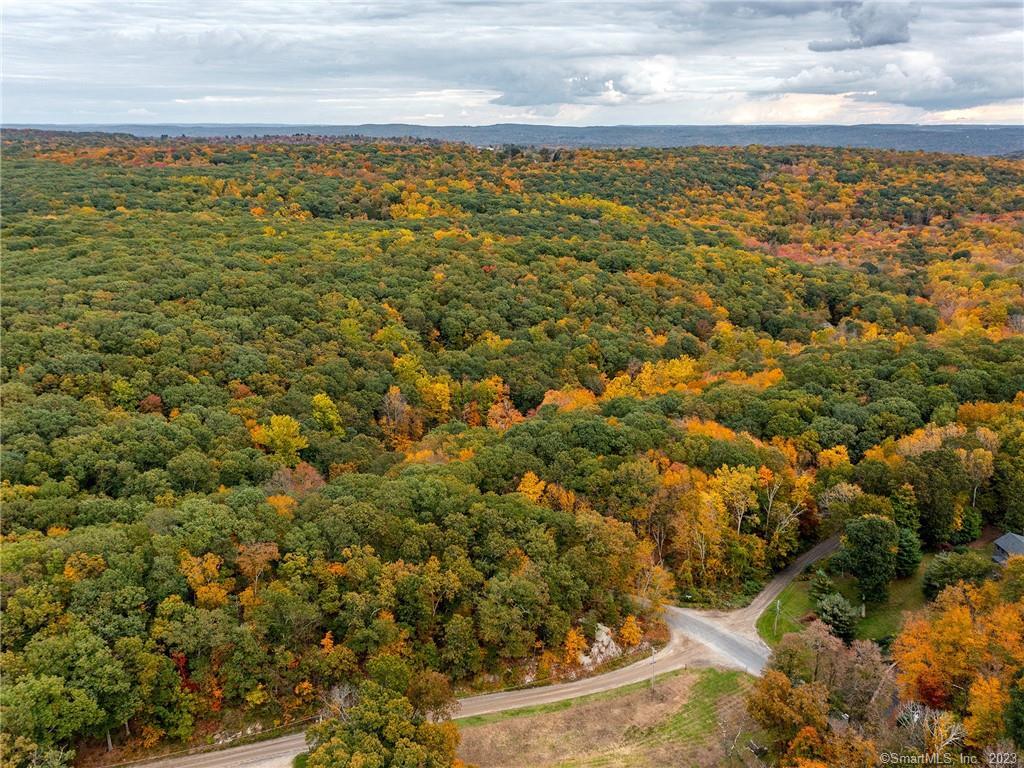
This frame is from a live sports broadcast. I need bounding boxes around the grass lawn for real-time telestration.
[836,554,934,641]
[757,553,936,646]
[756,575,816,645]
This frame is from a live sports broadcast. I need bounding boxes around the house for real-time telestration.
[992,532,1024,564]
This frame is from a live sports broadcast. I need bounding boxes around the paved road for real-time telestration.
[695,536,840,643]
[140,630,719,768]
[665,536,840,675]
[136,538,837,768]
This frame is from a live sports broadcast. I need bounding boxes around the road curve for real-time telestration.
[664,606,768,675]
[136,538,838,768]
[139,629,712,768]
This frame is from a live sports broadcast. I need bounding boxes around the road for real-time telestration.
[135,537,837,768]
[692,536,840,644]
[663,535,840,677]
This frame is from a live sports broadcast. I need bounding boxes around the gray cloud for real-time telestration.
[717,2,843,19]
[809,2,919,51]
[1,0,1020,125]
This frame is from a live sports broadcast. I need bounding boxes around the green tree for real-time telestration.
[891,483,920,533]
[0,674,102,746]
[895,527,923,578]
[922,551,996,600]
[22,623,136,747]
[167,448,218,493]
[1006,678,1024,749]
[366,653,412,694]
[441,615,482,679]
[908,449,970,547]
[808,569,836,603]
[305,681,459,768]
[995,456,1024,533]
[815,592,857,642]
[842,514,898,602]
[951,503,982,546]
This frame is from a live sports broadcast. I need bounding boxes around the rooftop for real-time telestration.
[994,532,1024,555]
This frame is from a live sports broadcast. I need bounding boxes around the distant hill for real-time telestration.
[7,122,1023,156]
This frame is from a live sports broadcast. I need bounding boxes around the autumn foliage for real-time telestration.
[2,131,1022,758]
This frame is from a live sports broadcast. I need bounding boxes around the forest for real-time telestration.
[1,129,1023,767]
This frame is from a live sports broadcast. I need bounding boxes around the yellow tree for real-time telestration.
[634,539,676,614]
[760,468,808,568]
[817,445,850,469]
[619,615,643,648]
[266,494,297,519]
[487,389,524,431]
[517,471,547,502]
[418,377,451,422]
[421,556,462,617]
[894,579,1023,714]
[311,392,343,434]
[380,385,419,449]
[251,414,308,466]
[956,447,994,507]
[563,627,588,666]
[671,489,726,587]
[179,551,233,609]
[964,676,1009,747]
[236,542,280,600]
[708,465,760,533]
[747,670,828,752]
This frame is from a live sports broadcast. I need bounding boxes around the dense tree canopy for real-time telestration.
[1,130,1022,763]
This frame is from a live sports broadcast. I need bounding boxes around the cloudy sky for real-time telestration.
[3,0,1022,125]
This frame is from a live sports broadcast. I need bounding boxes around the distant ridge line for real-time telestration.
[6,122,1023,156]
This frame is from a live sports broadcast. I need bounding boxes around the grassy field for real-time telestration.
[458,667,753,767]
[757,554,936,646]
[617,667,747,749]
[458,669,687,728]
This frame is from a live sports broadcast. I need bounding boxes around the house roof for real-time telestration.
[994,532,1024,555]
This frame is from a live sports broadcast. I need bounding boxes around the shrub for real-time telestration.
[922,551,996,600]
[815,592,857,642]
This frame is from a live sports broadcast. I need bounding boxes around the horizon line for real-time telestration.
[6,122,1023,128]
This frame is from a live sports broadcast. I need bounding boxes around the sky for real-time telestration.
[3,0,1023,126]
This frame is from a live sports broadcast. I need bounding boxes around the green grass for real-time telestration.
[757,554,936,645]
[638,668,746,743]
[556,668,750,767]
[457,668,687,727]
[756,577,816,645]
[838,554,934,641]
[293,754,308,768]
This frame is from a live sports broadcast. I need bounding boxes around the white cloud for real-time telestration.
[925,99,1024,123]
[1,0,1020,125]
[727,92,925,123]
